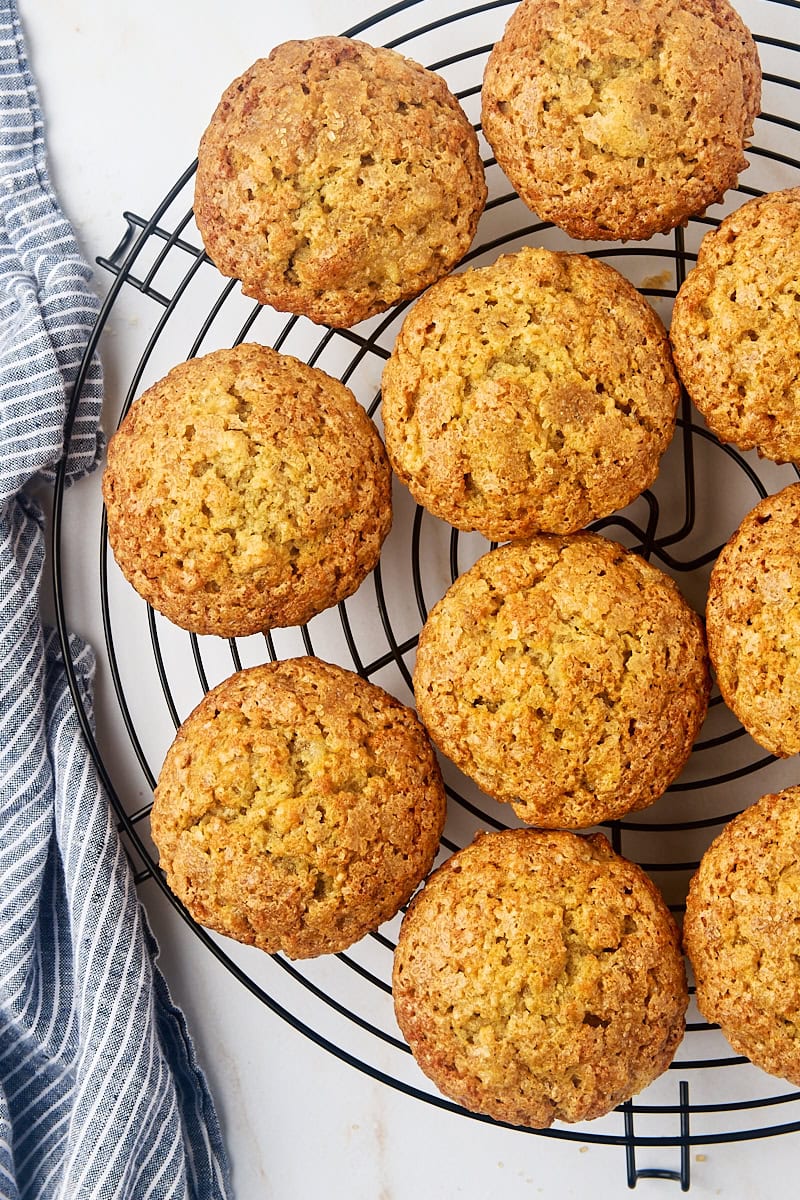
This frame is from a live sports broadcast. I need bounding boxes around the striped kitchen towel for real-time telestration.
[0,2,231,1197]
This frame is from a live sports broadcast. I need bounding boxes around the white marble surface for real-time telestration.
[21,1,800,1196]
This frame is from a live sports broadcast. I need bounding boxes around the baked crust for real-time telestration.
[394,828,687,1127]
[706,483,800,756]
[102,343,391,636]
[194,36,487,327]
[381,246,679,539]
[152,657,446,959]
[684,787,800,1085]
[481,0,761,241]
[671,188,800,464]
[413,533,710,828]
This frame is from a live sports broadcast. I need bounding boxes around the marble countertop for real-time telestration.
[22,2,799,1196]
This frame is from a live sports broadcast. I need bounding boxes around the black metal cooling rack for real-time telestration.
[52,0,800,1190]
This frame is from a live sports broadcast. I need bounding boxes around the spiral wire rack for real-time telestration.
[52,0,800,1189]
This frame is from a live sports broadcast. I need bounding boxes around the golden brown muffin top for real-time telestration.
[102,343,391,637]
[194,36,487,327]
[684,786,800,1085]
[481,0,761,241]
[381,247,679,539]
[671,188,800,464]
[413,533,710,828]
[706,482,800,757]
[151,658,446,959]
[394,828,687,1127]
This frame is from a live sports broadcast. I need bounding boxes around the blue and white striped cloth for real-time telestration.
[0,3,231,1196]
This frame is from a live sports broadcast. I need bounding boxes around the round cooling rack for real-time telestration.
[52,0,800,1189]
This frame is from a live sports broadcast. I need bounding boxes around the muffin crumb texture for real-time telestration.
[413,533,710,828]
[102,343,391,637]
[194,36,487,327]
[382,247,679,539]
[685,787,800,1085]
[670,188,800,464]
[706,482,800,757]
[393,828,687,1127]
[481,0,761,240]
[151,658,447,959]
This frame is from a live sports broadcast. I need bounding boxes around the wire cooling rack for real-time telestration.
[52,0,800,1190]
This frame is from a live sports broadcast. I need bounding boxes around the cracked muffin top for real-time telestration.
[670,188,800,464]
[102,343,391,636]
[413,532,710,828]
[481,0,760,241]
[705,483,800,757]
[684,786,800,1085]
[194,36,487,328]
[381,246,680,540]
[151,657,447,959]
[393,827,687,1127]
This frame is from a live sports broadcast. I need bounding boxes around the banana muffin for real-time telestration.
[194,36,487,328]
[706,483,800,757]
[394,828,688,1127]
[481,0,761,241]
[381,246,680,540]
[102,343,391,637]
[684,787,800,1085]
[671,188,800,463]
[413,533,710,828]
[151,657,447,960]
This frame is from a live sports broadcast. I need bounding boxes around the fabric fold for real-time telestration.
[0,1,231,1195]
